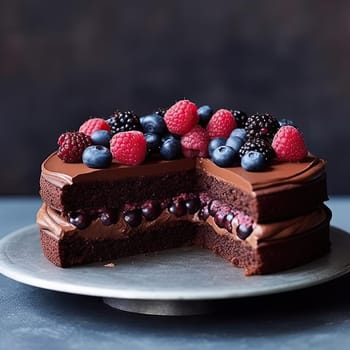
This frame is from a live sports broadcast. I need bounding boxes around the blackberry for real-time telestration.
[232,110,248,128]
[245,113,280,140]
[106,111,141,135]
[154,107,166,117]
[239,138,275,162]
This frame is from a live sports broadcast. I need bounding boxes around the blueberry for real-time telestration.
[91,130,112,147]
[229,128,247,141]
[69,211,90,229]
[279,118,297,128]
[225,136,244,152]
[208,137,226,158]
[123,209,142,227]
[82,145,112,168]
[141,200,162,221]
[237,225,253,240]
[211,146,237,167]
[160,138,182,160]
[241,151,267,172]
[161,133,180,143]
[168,200,187,217]
[198,206,210,221]
[99,209,118,226]
[224,212,235,233]
[144,133,161,154]
[198,105,214,126]
[185,197,201,214]
[140,114,167,135]
[214,211,226,228]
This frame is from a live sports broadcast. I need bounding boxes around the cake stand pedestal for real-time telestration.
[103,298,221,315]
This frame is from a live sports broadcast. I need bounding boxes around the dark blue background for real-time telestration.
[1,0,349,194]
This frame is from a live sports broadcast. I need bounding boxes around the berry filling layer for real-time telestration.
[37,194,330,249]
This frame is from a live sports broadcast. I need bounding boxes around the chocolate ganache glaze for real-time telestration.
[42,152,325,193]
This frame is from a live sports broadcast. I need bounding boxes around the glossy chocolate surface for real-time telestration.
[42,152,326,193]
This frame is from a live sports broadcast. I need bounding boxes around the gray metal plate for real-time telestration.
[0,225,350,301]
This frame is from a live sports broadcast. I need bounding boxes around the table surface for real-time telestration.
[1,196,350,350]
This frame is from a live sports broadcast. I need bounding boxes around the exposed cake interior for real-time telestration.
[38,153,331,275]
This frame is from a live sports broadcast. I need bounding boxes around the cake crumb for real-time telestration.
[104,263,116,268]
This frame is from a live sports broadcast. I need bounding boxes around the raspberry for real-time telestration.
[181,125,209,158]
[164,100,199,135]
[110,131,147,166]
[272,126,308,161]
[79,118,110,136]
[57,132,92,163]
[206,109,236,139]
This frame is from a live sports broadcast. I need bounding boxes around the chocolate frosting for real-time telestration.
[41,152,326,194]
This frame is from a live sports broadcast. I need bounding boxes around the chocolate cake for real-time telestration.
[37,100,331,275]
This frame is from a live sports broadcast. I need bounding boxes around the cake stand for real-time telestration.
[1,225,350,316]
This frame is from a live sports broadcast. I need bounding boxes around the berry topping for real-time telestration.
[54,100,310,171]
[233,110,248,128]
[211,145,238,167]
[161,133,180,143]
[79,118,111,136]
[57,131,92,163]
[82,145,112,169]
[168,200,187,217]
[91,130,112,147]
[206,109,236,139]
[141,200,162,221]
[123,209,142,227]
[239,138,275,162]
[140,114,167,135]
[208,137,226,158]
[272,126,308,161]
[229,128,247,141]
[160,137,182,160]
[110,131,147,166]
[279,118,297,128]
[164,99,199,135]
[181,125,209,158]
[198,105,214,126]
[245,113,280,140]
[106,111,141,135]
[154,107,167,117]
[225,136,245,152]
[241,151,267,172]
[144,133,161,154]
